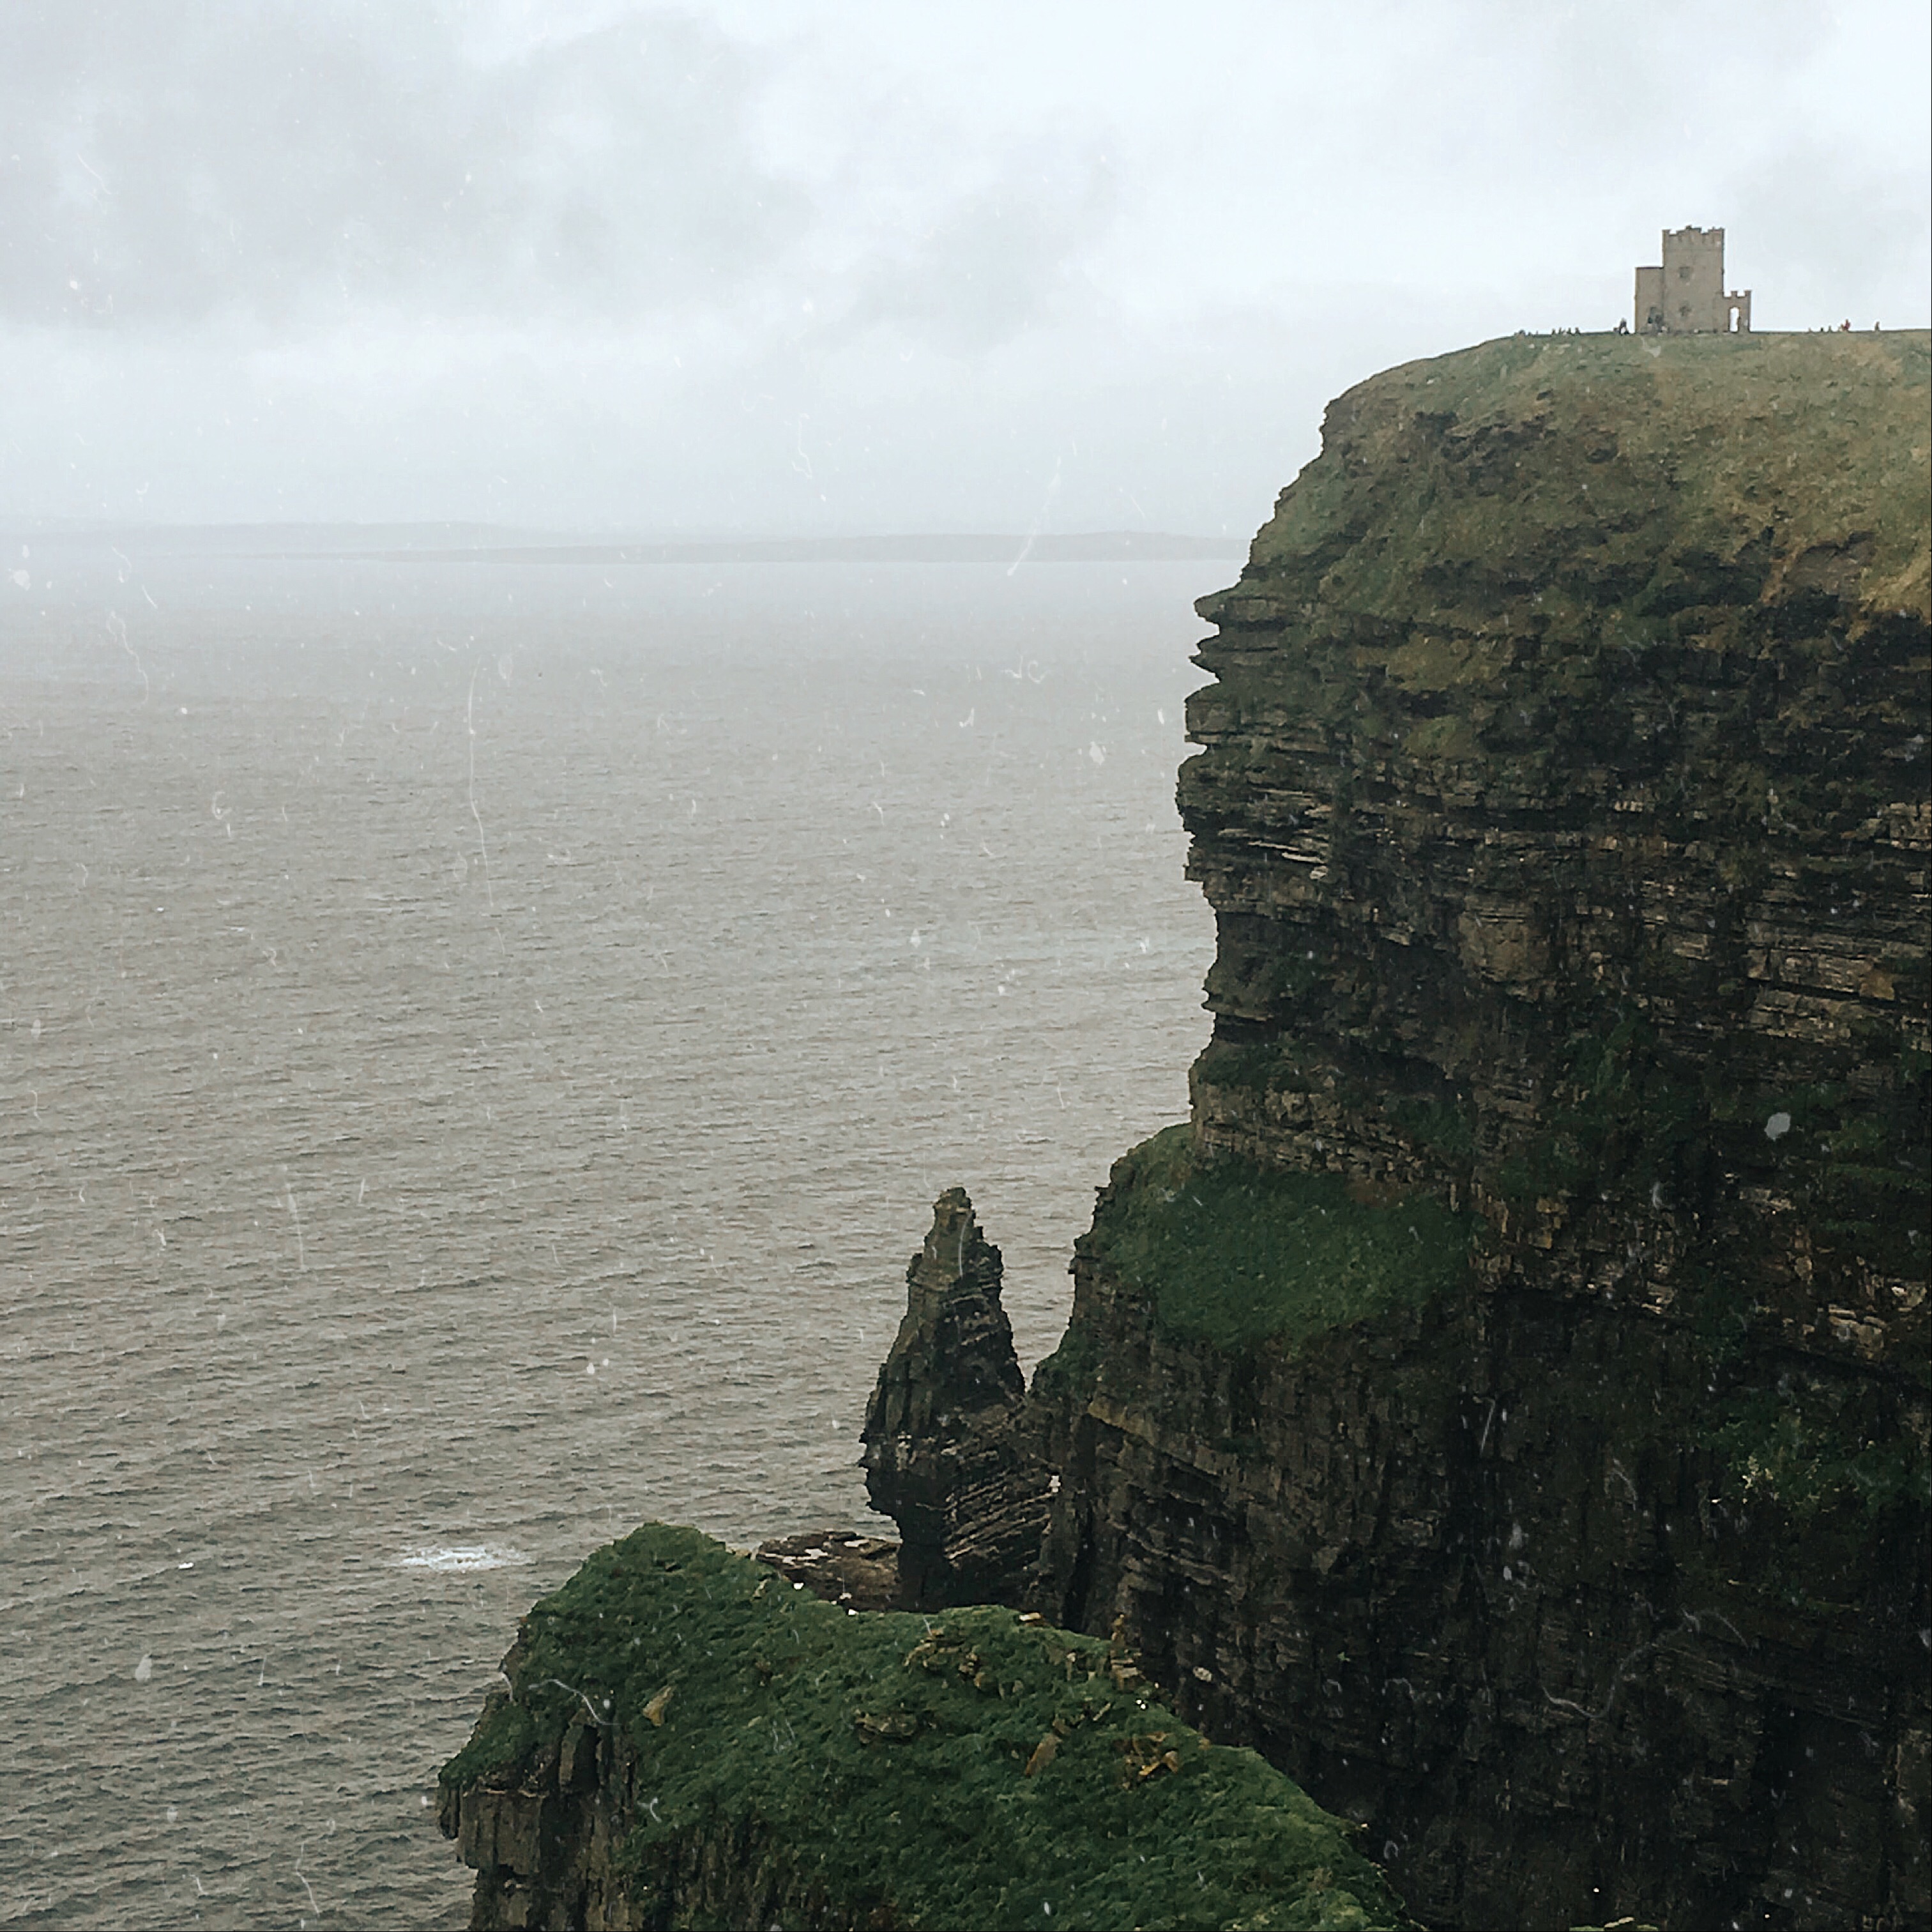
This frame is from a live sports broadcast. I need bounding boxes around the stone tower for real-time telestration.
[1635,225,1751,333]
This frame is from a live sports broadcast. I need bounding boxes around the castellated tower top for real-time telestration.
[1635,226,1751,334]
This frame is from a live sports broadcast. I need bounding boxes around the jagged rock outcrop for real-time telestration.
[861,1188,1050,1608]
[752,1529,902,1611]
[438,1523,1415,1931]
[924,333,1929,1930]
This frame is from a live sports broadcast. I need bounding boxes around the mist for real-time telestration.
[4,0,1927,536]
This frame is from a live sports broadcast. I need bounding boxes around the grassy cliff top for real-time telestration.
[441,1523,1412,1931]
[1201,330,1929,644]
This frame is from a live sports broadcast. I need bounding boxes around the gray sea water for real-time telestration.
[0,547,1221,1928]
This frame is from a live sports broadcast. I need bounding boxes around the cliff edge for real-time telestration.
[1011,330,1929,1931]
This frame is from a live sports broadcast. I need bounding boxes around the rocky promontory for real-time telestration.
[443,330,1929,1931]
[437,1523,1412,1929]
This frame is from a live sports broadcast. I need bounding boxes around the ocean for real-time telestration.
[0,547,1221,1928]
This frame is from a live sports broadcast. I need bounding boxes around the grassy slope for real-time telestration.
[1218,330,1930,639]
[442,1523,1413,1932]
[1076,1124,1469,1352]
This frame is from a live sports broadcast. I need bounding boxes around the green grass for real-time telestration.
[1196,334,1931,805]
[441,1523,1412,1931]
[1221,330,1930,643]
[1084,1125,1471,1351]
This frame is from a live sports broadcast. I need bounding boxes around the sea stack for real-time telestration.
[861,1187,1049,1608]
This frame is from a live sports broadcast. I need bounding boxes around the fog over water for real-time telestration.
[1,551,1218,1925]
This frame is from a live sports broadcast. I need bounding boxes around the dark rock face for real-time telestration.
[1037,1195,1929,1931]
[861,1187,1049,1608]
[950,335,1929,1929]
[441,1705,858,1932]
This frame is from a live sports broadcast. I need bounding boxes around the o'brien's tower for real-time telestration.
[1635,225,1752,333]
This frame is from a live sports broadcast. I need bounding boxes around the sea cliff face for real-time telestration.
[1012,331,1931,1931]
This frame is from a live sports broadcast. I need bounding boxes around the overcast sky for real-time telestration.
[4,0,1926,536]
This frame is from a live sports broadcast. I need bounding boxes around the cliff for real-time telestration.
[1011,331,1931,1931]
[851,331,1930,1928]
[437,1522,1414,1929]
[441,330,1929,1932]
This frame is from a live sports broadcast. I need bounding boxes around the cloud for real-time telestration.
[0,0,1924,531]
[833,154,1116,359]
[0,1,803,326]
[1730,141,1931,327]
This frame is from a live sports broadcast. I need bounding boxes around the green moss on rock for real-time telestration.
[1082,1125,1470,1351]
[441,1523,1413,1931]
[1710,1374,1932,1524]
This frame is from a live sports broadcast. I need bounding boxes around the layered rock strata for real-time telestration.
[918,334,1930,1929]
[861,1187,1051,1608]
[438,1523,1414,1931]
